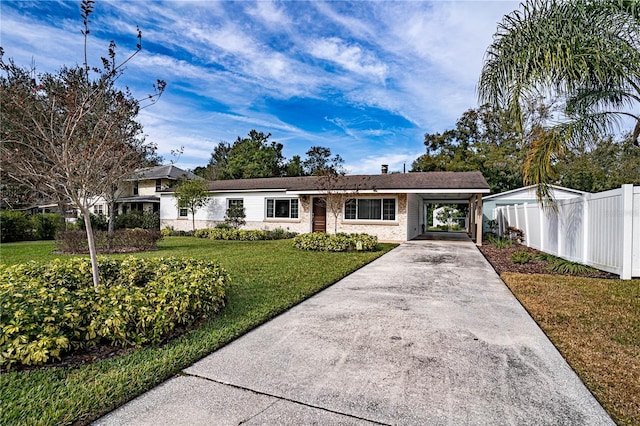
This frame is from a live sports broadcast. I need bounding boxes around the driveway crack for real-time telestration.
[183,371,390,425]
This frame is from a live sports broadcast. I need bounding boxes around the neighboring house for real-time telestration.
[160,171,490,243]
[89,165,199,217]
[482,184,587,234]
[431,206,468,229]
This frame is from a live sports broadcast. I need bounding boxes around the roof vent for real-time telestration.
[381,164,388,174]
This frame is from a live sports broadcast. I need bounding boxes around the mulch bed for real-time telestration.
[479,242,617,279]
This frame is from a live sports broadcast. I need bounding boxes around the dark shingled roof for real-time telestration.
[203,172,489,192]
[126,165,200,181]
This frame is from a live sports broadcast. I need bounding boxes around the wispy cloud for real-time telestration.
[309,37,388,81]
[0,0,522,175]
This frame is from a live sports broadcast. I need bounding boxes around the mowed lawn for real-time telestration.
[502,273,640,426]
[0,237,396,425]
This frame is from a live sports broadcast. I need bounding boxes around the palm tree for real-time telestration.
[478,0,640,199]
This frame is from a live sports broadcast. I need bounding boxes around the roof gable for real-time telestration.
[483,184,586,201]
[126,165,199,181]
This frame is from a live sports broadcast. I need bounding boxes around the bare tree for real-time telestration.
[0,0,165,289]
[173,178,209,231]
[316,174,371,234]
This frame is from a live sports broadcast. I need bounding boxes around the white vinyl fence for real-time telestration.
[495,184,640,279]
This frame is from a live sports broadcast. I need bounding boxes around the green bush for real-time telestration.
[78,213,109,231]
[31,213,62,240]
[485,233,514,249]
[0,210,32,242]
[547,259,597,275]
[159,227,194,237]
[194,227,297,241]
[511,250,533,264]
[0,212,64,242]
[293,232,378,252]
[55,229,162,253]
[0,256,230,367]
[115,210,160,230]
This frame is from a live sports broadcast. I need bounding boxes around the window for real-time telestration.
[133,181,139,195]
[155,179,162,192]
[344,198,396,221]
[266,198,299,219]
[94,204,104,215]
[227,199,244,209]
[179,203,188,217]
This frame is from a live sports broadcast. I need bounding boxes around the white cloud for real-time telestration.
[309,37,388,81]
[245,1,291,27]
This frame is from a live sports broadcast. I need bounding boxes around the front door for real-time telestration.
[312,198,326,232]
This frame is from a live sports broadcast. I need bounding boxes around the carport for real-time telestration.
[413,190,487,245]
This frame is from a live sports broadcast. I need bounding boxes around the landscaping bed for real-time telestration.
[479,239,616,278]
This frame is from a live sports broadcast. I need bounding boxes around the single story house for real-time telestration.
[160,171,490,243]
[482,184,587,234]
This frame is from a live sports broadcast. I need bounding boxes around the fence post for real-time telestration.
[539,204,545,252]
[559,202,566,258]
[621,184,633,280]
[524,203,530,246]
[582,193,590,265]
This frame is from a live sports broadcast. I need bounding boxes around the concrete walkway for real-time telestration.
[95,239,613,426]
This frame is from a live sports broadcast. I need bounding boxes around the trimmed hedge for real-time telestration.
[194,227,297,241]
[293,232,378,252]
[0,256,230,368]
[55,229,162,253]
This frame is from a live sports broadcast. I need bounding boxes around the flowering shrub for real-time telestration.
[293,233,378,252]
[0,256,229,368]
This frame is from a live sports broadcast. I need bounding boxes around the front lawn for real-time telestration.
[0,237,396,425]
[502,273,640,426]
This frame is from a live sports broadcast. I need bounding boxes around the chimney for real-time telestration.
[381,164,388,174]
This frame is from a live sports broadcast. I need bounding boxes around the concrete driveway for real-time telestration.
[95,238,613,425]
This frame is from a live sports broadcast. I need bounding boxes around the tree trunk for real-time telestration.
[192,212,196,231]
[82,206,101,291]
[108,200,116,234]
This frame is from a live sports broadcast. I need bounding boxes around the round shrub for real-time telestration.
[293,232,378,252]
[0,256,230,368]
[511,250,533,264]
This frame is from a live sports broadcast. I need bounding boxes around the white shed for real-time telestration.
[482,185,586,233]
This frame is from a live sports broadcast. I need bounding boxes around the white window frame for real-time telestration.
[266,198,299,219]
[227,198,244,209]
[178,202,188,218]
[343,197,397,222]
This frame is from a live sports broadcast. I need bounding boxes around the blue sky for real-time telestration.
[1,0,520,174]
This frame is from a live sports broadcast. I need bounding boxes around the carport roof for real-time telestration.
[197,171,490,194]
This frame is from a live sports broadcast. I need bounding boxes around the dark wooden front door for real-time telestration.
[312,198,326,233]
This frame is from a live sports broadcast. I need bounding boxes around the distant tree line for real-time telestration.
[411,104,639,194]
[192,130,345,180]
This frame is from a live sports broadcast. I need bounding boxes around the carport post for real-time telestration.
[475,194,483,246]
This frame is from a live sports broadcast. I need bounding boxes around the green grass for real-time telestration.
[502,273,640,426]
[0,237,396,425]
